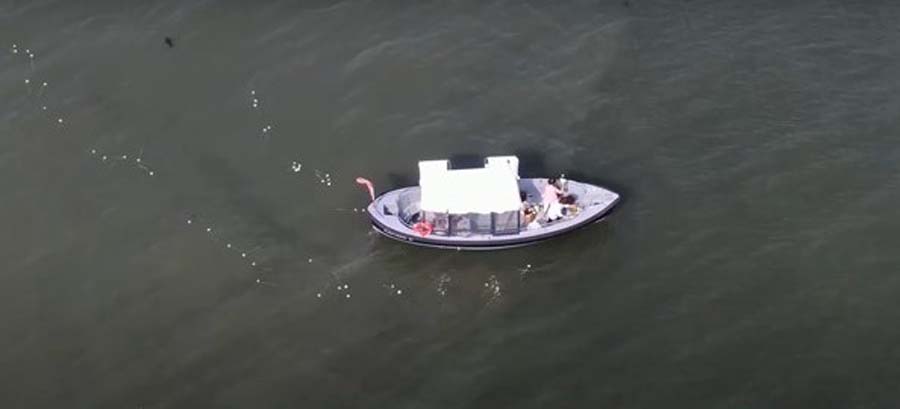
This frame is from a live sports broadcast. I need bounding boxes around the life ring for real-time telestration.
[413,221,433,237]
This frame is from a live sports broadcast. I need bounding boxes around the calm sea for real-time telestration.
[3,1,900,407]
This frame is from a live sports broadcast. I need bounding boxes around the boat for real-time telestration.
[361,156,620,250]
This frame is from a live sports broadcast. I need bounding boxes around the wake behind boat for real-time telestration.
[361,156,620,250]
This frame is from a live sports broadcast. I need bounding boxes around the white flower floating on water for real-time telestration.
[314,169,333,187]
[184,215,267,271]
[519,263,533,279]
[89,148,156,176]
[436,274,451,297]
[483,275,502,304]
[291,161,302,173]
[383,283,405,296]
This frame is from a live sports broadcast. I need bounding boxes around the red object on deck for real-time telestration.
[413,221,433,237]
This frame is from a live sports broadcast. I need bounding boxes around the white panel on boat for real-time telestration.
[484,156,519,178]
[419,159,520,214]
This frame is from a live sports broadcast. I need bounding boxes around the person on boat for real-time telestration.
[546,201,564,222]
[523,204,538,226]
[526,213,541,230]
[540,177,565,221]
[559,194,580,217]
[546,194,580,222]
[520,191,539,227]
[542,177,564,208]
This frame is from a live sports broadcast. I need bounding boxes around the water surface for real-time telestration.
[3,1,900,407]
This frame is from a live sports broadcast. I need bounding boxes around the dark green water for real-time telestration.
[3,1,900,407]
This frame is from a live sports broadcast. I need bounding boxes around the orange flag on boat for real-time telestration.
[356,177,375,202]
